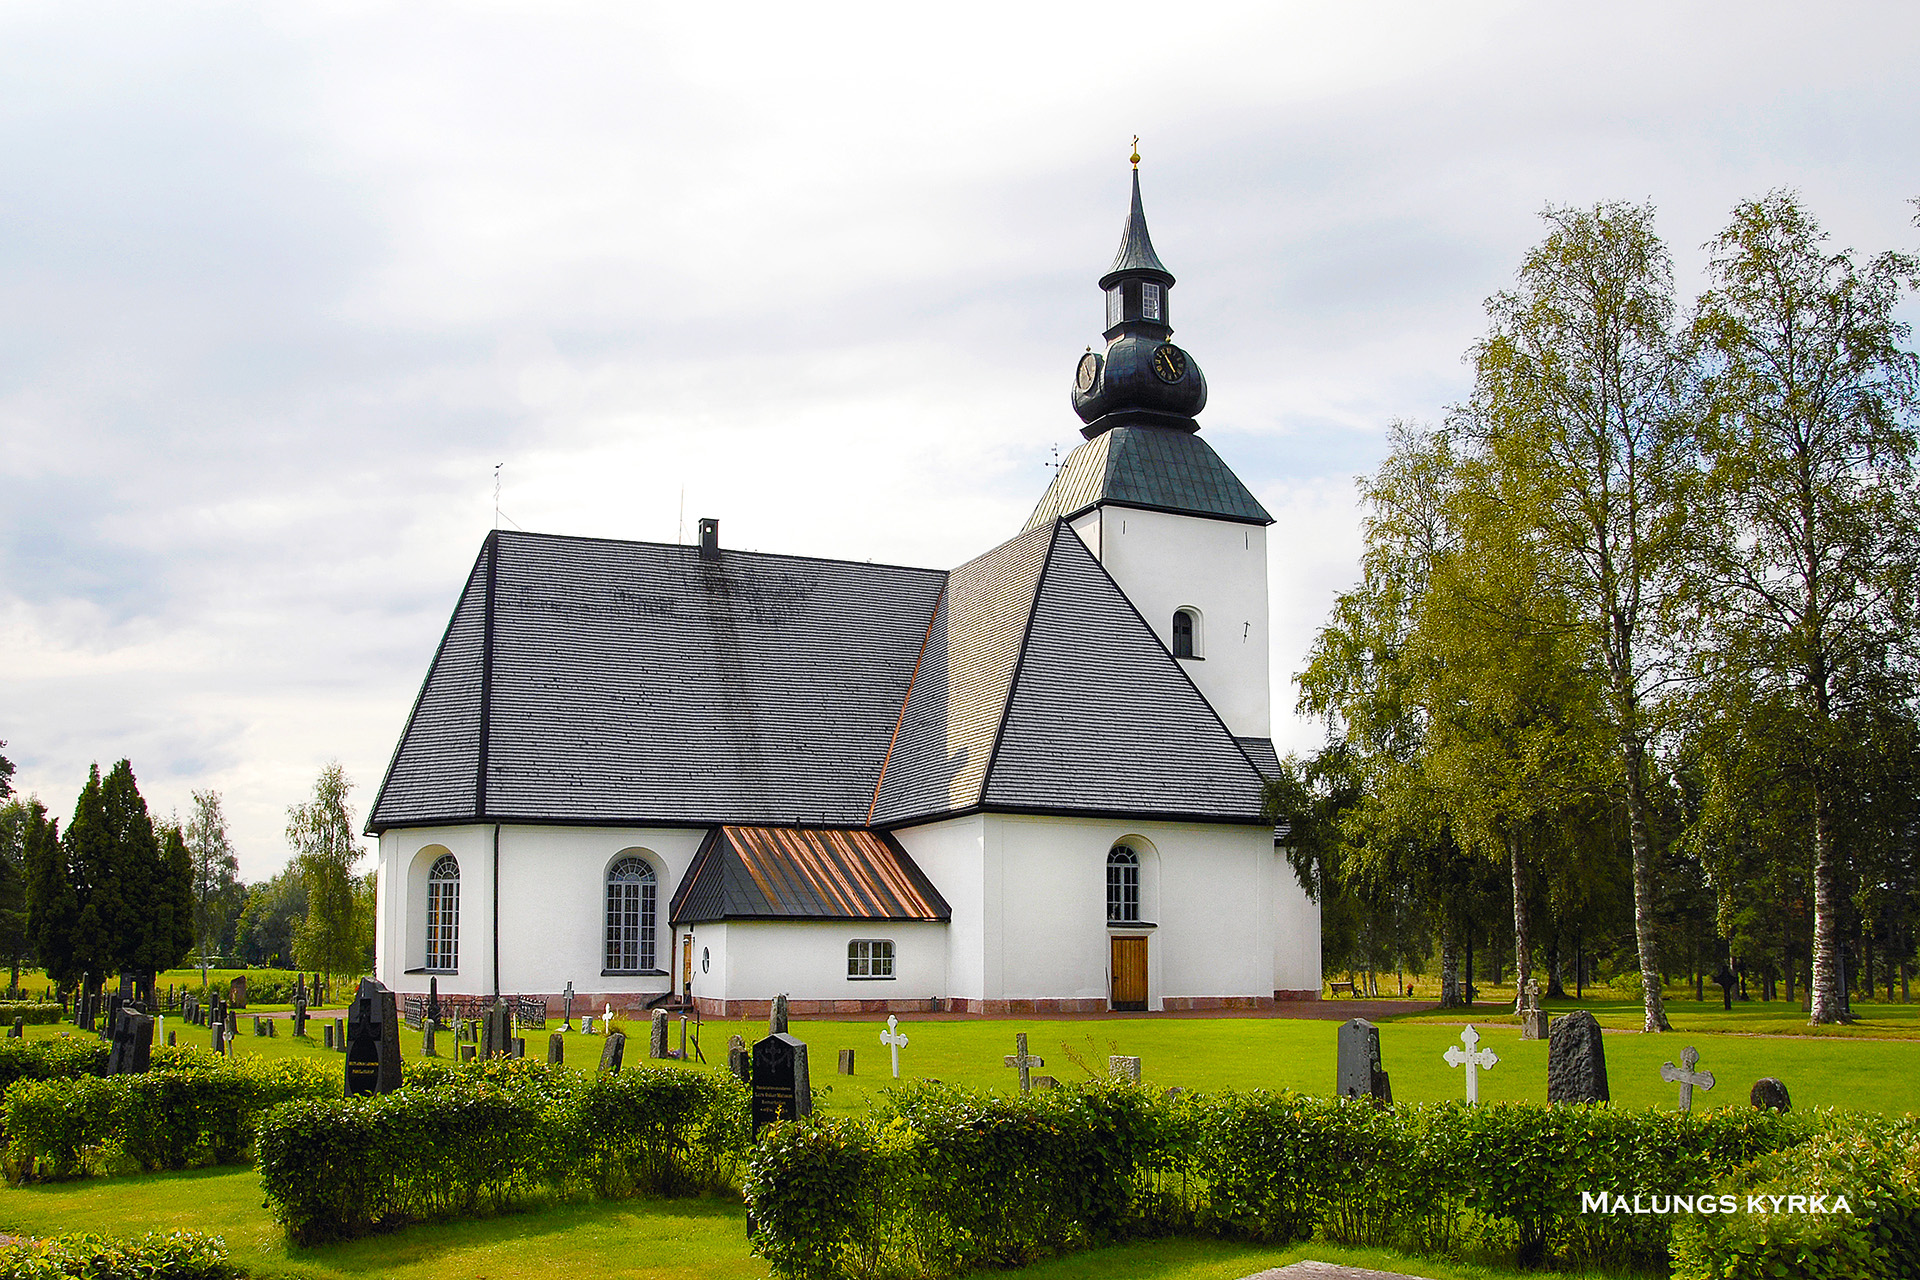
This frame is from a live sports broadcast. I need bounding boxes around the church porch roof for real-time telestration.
[669,825,951,924]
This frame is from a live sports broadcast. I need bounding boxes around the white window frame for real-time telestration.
[1107,845,1141,923]
[1142,281,1162,321]
[605,856,659,973]
[425,854,460,972]
[847,938,895,979]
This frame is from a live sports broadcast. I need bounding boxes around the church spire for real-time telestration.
[1071,154,1207,438]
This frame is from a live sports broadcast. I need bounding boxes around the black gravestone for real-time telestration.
[293,976,308,1038]
[323,1022,334,1050]
[1336,1018,1392,1105]
[751,1032,811,1131]
[1750,1077,1792,1111]
[107,1009,154,1075]
[102,993,124,1041]
[345,977,404,1097]
[7,1018,21,1039]
[482,1000,514,1059]
[548,1031,564,1065]
[212,1018,226,1054]
[427,977,441,1030]
[599,1030,626,1074]
[1547,1009,1609,1104]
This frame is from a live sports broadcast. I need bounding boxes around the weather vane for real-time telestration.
[1130,135,1140,169]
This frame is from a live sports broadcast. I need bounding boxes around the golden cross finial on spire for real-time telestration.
[1130,136,1141,169]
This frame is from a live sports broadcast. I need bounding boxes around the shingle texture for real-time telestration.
[369,531,945,831]
[669,826,950,924]
[1236,737,1283,781]
[1025,426,1273,530]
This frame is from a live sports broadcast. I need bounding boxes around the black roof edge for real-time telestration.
[366,813,901,837]
[364,537,495,837]
[874,801,1273,832]
[487,525,949,580]
[1056,496,1275,529]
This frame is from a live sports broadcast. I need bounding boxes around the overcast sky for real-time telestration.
[2,3,1915,880]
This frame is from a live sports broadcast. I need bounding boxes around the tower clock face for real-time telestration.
[1075,352,1101,394]
[1151,343,1188,383]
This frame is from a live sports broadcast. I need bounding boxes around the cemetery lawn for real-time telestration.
[1385,994,1920,1040]
[0,1166,1632,1280]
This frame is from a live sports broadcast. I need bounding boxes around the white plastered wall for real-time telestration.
[892,814,987,1001]
[1272,846,1323,994]
[1068,505,1271,739]
[687,921,947,1004]
[375,824,708,999]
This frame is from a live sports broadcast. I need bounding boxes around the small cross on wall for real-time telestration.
[1003,1032,1044,1095]
[1442,1024,1499,1104]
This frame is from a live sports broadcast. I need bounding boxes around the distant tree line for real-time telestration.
[1277,191,1920,1029]
[0,742,375,995]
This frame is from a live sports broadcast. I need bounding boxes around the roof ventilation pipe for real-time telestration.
[698,518,720,561]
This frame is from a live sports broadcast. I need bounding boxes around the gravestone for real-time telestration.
[228,976,248,1009]
[768,994,789,1035]
[103,993,124,1040]
[581,1016,596,1035]
[212,1019,226,1054]
[345,978,404,1097]
[751,1032,811,1130]
[267,1017,276,1037]
[1109,1055,1142,1083]
[253,1017,265,1037]
[482,1000,514,1059]
[838,1048,855,1075]
[292,976,308,1038]
[7,1018,20,1039]
[512,1037,525,1059]
[548,1032,564,1065]
[107,1009,154,1075]
[459,1043,474,1062]
[1751,1077,1792,1112]
[1547,1010,1609,1104]
[166,1030,176,1047]
[323,1022,335,1051]
[1659,1045,1716,1112]
[599,1030,626,1074]
[1031,1075,1057,1090]
[226,1010,238,1040]
[727,1040,751,1086]
[1337,1018,1392,1105]
[426,977,441,1030]
[1003,1033,1044,1094]
[423,1024,437,1057]
[1519,978,1548,1041]
[880,1015,909,1079]
[650,1009,670,1059]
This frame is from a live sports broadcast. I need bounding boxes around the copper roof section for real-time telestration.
[669,825,951,925]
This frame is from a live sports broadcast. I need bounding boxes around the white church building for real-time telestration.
[367,167,1321,1017]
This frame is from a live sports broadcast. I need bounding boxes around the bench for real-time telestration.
[1329,981,1357,997]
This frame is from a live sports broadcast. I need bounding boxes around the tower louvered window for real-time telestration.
[1107,844,1140,923]
[1172,609,1195,658]
[605,857,658,972]
[425,854,459,972]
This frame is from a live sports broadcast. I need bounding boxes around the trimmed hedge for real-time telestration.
[3,1051,337,1181]
[0,1231,237,1280]
[1671,1115,1920,1279]
[0,1005,63,1028]
[743,1083,1824,1279]
[0,1040,108,1096]
[256,1062,748,1244]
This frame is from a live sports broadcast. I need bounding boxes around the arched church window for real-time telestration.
[1172,609,1197,659]
[1107,844,1140,923]
[605,856,658,973]
[426,854,459,972]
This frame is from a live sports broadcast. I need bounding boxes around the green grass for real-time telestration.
[1387,993,1920,1039]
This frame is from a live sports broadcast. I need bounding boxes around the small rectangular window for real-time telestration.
[1142,282,1161,321]
[848,939,895,979]
[1106,287,1123,327]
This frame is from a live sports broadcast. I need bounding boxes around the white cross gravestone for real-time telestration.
[880,1015,909,1079]
[1003,1032,1044,1094]
[1443,1024,1498,1104]
[1660,1045,1716,1112]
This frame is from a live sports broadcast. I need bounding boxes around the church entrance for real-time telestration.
[1110,936,1148,1010]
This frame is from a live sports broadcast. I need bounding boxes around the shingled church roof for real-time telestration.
[1024,425,1273,530]
[370,523,1269,834]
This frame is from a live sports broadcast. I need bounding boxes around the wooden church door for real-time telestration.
[1110,937,1148,1010]
[682,936,694,1000]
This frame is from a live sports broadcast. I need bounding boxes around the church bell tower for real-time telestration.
[1028,152,1276,744]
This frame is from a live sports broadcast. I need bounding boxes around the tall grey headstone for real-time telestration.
[1519,978,1548,1040]
[1337,1017,1392,1104]
[728,1041,751,1086]
[599,1030,626,1074]
[649,1008,670,1059]
[548,1031,565,1065]
[482,1000,513,1059]
[768,994,789,1036]
[1547,1009,1609,1104]
[838,1048,855,1075]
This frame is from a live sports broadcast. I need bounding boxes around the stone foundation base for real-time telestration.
[1273,989,1323,1002]
[1160,995,1278,1012]
[943,997,1108,1015]
[691,996,941,1018]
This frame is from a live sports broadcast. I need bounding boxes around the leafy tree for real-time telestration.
[1690,191,1920,1023]
[184,791,241,990]
[0,742,13,800]
[286,763,367,981]
[1454,201,1694,1031]
[234,870,308,967]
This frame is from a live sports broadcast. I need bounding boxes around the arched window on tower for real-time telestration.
[605,857,658,973]
[1107,844,1140,923]
[425,854,459,972]
[1172,608,1198,659]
